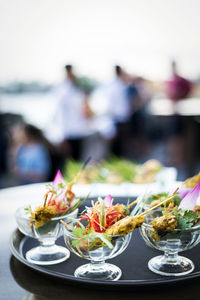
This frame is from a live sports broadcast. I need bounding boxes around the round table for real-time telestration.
[1,182,200,300]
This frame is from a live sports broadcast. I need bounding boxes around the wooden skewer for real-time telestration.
[60,219,73,229]
[128,197,139,208]
[43,192,49,207]
[138,187,179,217]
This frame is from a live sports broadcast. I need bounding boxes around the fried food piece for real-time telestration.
[105,215,145,236]
[114,203,127,214]
[183,173,200,188]
[30,205,57,228]
[150,214,178,241]
[136,215,146,227]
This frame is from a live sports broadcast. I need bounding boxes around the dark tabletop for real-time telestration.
[1,183,200,300]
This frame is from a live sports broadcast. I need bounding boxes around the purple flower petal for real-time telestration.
[104,194,113,207]
[178,181,200,210]
[178,188,192,199]
[53,170,64,187]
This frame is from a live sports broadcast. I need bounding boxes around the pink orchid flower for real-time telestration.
[178,188,192,199]
[178,182,200,211]
[104,194,113,207]
[53,170,65,187]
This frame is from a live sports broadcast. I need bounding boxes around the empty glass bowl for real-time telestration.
[140,211,200,276]
[63,221,132,281]
[15,204,78,265]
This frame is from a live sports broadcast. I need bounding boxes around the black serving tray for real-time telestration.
[10,226,200,290]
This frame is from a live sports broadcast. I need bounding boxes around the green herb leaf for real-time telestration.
[58,182,65,188]
[99,197,105,229]
[72,227,87,238]
[125,198,130,216]
[95,233,113,249]
[24,205,32,213]
[72,239,82,248]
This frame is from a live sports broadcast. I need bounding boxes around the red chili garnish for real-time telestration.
[166,206,174,211]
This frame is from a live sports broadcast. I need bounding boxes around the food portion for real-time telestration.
[145,170,200,209]
[148,182,200,241]
[30,205,58,229]
[105,215,145,236]
[150,214,178,241]
[62,195,146,253]
[146,192,182,208]
[26,170,85,229]
[64,158,164,184]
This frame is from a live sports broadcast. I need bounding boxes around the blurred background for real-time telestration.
[0,0,200,188]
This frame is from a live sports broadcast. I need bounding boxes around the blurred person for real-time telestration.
[0,113,25,188]
[107,65,152,158]
[127,76,151,128]
[166,60,192,101]
[107,65,131,124]
[105,65,132,156]
[48,65,92,160]
[160,60,192,173]
[126,76,153,159]
[9,123,51,184]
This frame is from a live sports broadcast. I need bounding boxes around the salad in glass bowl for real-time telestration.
[15,170,86,265]
[140,182,200,276]
[62,194,159,281]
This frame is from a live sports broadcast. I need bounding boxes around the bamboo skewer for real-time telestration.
[138,187,179,217]
[128,197,139,208]
[43,192,49,207]
[60,219,73,229]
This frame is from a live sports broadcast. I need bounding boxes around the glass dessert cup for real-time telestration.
[15,205,78,265]
[63,222,132,281]
[140,211,200,276]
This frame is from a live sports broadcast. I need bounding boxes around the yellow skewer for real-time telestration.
[43,193,48,207]
[128,197,140,208]
[60,219,72,229]
[138,187,179,217]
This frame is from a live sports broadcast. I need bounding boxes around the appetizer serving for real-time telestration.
[145,192,182,209]
[62,195,142,280]
[145,171,200,211]
[63,195,144,249]
[64,158,164,185]
[140,182,200,276]
[62,192,176,280]
[29,169,85,229]
[15,169,85,265]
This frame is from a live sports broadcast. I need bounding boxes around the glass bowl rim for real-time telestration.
[141,221,200,233]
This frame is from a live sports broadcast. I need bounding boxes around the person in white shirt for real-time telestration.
[106,65,131,124]
[50,65,92,160]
